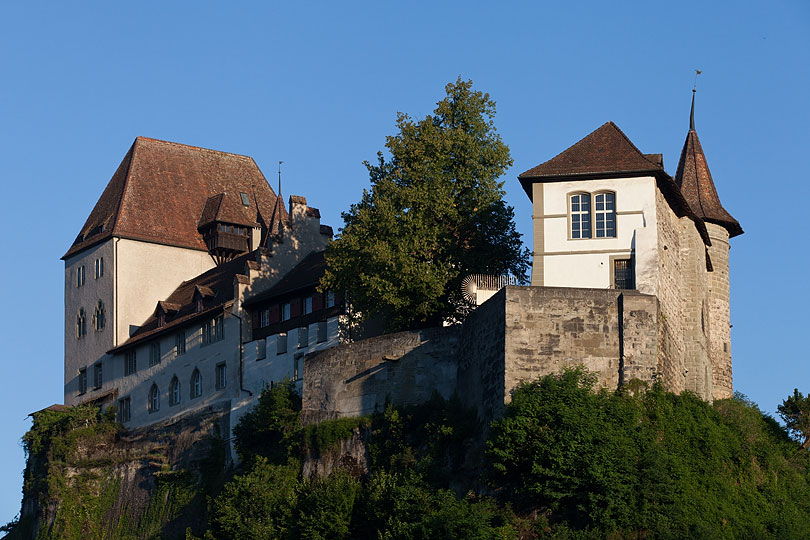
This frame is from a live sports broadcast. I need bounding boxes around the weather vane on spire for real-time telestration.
[690,70,702,131]
[278,161,284,195]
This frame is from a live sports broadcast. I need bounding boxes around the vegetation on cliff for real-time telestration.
[7,372,810,539]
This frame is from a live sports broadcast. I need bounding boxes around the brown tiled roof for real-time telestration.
[674,129,742,238]
[63,137,289,259]
[519,121,711,245]
[110,251,253,352]
[518,122,664,197]
[243,251,326,307]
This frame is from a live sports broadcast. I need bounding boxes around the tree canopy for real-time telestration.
[778,388,810,449]
[321,78,530,332]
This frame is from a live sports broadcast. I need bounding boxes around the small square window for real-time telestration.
[215,363,227,390]
[298,326,309,349]
[317,321,328,343]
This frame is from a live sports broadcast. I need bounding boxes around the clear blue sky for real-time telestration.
[1,0,807,525]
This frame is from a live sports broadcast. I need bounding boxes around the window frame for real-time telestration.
[94,300,105,331]
[593,190,617,239]
[169,376,181,406]
[175,330,186,356]
[148,384,160,413]
[118,396,131,423]
[190,369,202,399]
[610,255,635,290]
[124,350,137,375]
[78,368,87,395]
[215,363,226,390]
[298,326,309,349]
[94,257,104,279]
[93,362,103,390]
[277,332,288,355]
[149,342,161,367]
[567,190,618,240]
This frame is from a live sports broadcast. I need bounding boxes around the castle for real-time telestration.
[63,94,741,439]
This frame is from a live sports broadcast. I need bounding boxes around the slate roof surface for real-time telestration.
[64,137,288,259]
[110,251,254,352]
[674,129,742,238]
[243,250,326,307]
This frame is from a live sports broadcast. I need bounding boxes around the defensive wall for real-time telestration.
[302,285,662,426]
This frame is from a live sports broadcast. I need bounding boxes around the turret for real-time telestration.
[674,90,743,400]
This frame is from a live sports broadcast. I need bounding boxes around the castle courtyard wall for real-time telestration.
[301,327,460,423]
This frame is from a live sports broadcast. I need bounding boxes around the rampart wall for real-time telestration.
[303,286,662,426]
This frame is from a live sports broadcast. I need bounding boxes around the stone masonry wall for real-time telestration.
[501,287,659,402]
[301,327,460,424]
[706,223,733,399]
[456,289,507,423]
[678,218,712,401]
[655,188,687,394]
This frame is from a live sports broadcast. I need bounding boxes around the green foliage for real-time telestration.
[296,470,360,540]
[232,380,302,465]
[367,392,480,483]
[322,78,530,332]
[488,368,810,538]
[302,416,369,455]
[210,457,301,540]
[353,471,513,540]
[778,388,810,449]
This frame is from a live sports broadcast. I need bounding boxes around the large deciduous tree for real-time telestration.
[322,78,530,332]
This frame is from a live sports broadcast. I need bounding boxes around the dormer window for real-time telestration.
[196,297,204,313]
[158,311,165,327]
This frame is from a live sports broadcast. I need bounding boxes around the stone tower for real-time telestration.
[674,91,743,400]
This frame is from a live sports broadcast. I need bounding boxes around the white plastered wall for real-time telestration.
[535,176,659,295]
[64,240,115,405]
[114,238,215,344]
[111,314,241,428]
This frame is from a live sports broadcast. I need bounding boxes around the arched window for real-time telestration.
[148,384,160,413]
[76,309,87,338]
[93,300,106,331]
[190,369,202,399]
[594,191,616,238]
[169,376,181,406]
[569,193,591,239]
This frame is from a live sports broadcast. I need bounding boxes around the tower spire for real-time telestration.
[690,89,696,131]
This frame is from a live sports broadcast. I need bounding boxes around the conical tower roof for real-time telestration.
[674,93,743,238]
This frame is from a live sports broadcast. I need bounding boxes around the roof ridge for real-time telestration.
[111,139,139,236]
[134,136,255,160]
[604,121,662,169]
